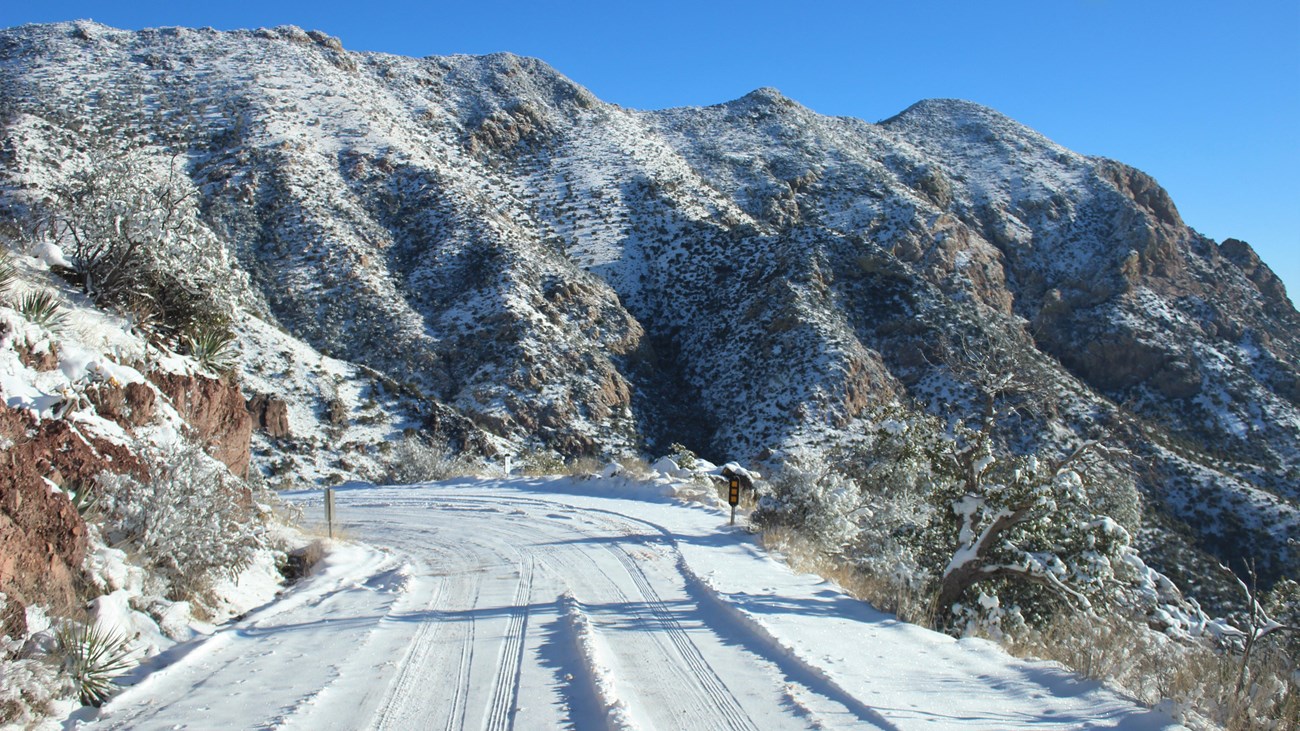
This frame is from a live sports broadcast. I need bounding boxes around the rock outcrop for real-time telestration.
[0,405,142,633]
[149,372,254,477]
[247,393,291,439]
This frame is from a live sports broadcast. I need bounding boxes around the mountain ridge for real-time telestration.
[0,20,1296,599]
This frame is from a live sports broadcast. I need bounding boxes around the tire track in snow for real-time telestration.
[561,500,890,730]
[451,492,841,730]
[604,543,759,731]
[370,571,450,731]
[353,520,490,731]
[675,559,899,731]
[530,523,734,727]
[85,544,409,731]
[551,528,733,717]
[442,566,482,731]
[529,508,767,731]
[483,556,534,731]
[358,503,565,731]
[374,491,871,729]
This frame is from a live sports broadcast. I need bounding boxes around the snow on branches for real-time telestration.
[26,144,248,348]
[933,445,1132,623]
[755,400,1161,638]
[95,443,267,603]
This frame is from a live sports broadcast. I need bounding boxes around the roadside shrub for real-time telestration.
[36,148,246,344]
[614,455,655,479]
[756,407,1297,728]
[381,434,470,484]
[752,451,861,555]
[0,651,60,726]
[516,448,566,476]
[95,444,265,603]
[563,455,606,476]
[0,597,62,726]
[667,442,698,470]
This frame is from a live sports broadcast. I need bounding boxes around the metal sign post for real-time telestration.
[728,476,740,526]
[325,487,336,539]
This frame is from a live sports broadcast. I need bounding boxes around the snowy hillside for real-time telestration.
[73,476,1184,731]
[0,20,1297,601]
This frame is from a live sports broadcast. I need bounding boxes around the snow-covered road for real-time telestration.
[78,477,1182,730]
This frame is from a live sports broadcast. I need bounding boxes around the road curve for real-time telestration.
[80,477,1181,731]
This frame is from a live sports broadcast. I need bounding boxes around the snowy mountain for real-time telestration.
[0,20,1296,600]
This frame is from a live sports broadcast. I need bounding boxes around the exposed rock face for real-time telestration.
[421,400,498,457]
[149,372,254,477]
[1221,238,1290,304]
[0,404,142,631]
[85,380,157,429]
[0,21,1297,591]
[247,393,291,439]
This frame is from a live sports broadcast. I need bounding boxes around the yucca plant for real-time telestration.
[16,290,67,332]
[67,483,99,518]
[0,251,16,296]
[54,622,134,707]
[183,327,237,372]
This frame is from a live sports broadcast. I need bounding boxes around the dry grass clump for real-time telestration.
[1014,610,1297,730]
[758,526,934,627]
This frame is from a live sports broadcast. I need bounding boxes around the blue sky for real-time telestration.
[2,1,1297,301]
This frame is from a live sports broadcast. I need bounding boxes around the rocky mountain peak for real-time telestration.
[730,85,797,107]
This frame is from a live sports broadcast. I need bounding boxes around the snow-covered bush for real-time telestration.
[833,415,940,588]
[752,450,861,555]
[951,592,1028,643]
[32,146,247,346]
[381,434,470,484]
[931,448,1135,628]
[96,443,266,603]
[667,442,699,471]
[756,401,1300,726]
[0,641,62,726]
[757,406,1142,634]
[515,448,567,476]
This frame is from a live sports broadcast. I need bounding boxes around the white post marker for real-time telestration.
[325,487,336,539]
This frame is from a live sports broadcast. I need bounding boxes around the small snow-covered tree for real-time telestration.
[930,442,1133,623]
[845,409,1134,628]
[1220,563,1299,703]
[832,412,941,587]
[0,594,63,726]
[381,434,469,484]
[912,325,1138,628]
